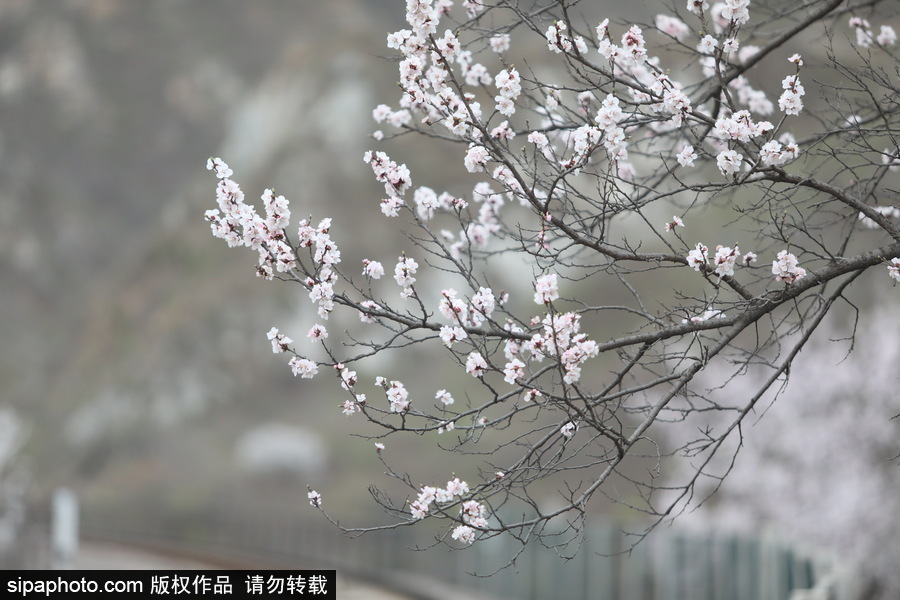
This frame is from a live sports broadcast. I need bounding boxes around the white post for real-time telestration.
[51,487,78,569]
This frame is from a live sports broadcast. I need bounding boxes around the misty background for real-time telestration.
[0,0,897,593]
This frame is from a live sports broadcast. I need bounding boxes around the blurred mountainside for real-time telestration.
[0,0,413,513]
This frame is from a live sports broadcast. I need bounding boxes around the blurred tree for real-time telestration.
[677,307,899,597]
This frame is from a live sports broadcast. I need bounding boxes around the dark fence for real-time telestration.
[8,500,875,600]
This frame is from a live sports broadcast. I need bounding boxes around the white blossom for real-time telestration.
[465,352,489,377]
[451,525,476,544]
[490,33,510,53]
[206,157,233,179]
[439,325,468,348]
[267,327,293,354]
[676,145,697,167]
[665,216,685,232]
[682,308,724,324]
[687,0,709,15]
[289,357,318,379]
[716,149,743,176]
[533,273,560,304]
[306,324,328,341]
[503,358,526,384]
[772,250,807,284]
[687,243,709,271]
[713,245,740,278]
[779,74,805,116]
[387,380,410,412]
[435,389,455,405]
[857,206,900,229]
[362,259,385,279]
[464,145,490,173]
[655,14,690,40]
[394,255,419,287]
[877,25,897,46]
[888,258,900,282]
[697,35,718,54]
[523,389,543,403]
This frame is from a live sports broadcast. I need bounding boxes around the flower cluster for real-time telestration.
[490,33,510,53]
[682,308,724,324]
[289,357,318,379]
[409,477,487,545]
[362,259,385,279]
[778,72,805,117]
[341,397,360,416]
[857,205,900,229]
[545,20,587,55]
[888,258,900,282]
[451,524,476,544]
[338,364,358,391]
[341,391,367,416]
[503,358,526,384]
[730,74,773,115]
[687,243,756,279]
[464,145,490,173]
[520,313,598,384]
[712,245,740,278]
[716,149,743,177]
[665,215,685,232]
[655,14,690,41]
[759,136,800,167]
[686,0,709,16]
[267,327,292,354]
[889,258,900,283]
[460,499,488,529]
[650,74,693,127]
[410,477,471,519]
[205,158,300,280]
[357,300,381,323]
[372,103,411,129]
[592,94,628,162]
[394,255,419,298]
[306,324,328,342]
[772,250,807,284]
[713,110,773,143]
[849,17,897,48]
[435,389,455,405]
[494,67,521,116]
[620,25,648,62]
[465,352,488,378]
[438,325,467,348]
[364,150,412,215]
[717,0,750,27]
[522,389,543,403]
[676,145,697,168]
[385,380,410,413]
[533,273,559,305]
[686,243,709,271]
[438,287,496,327]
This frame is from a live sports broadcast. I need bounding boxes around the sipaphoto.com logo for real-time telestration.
[6,575,142,597]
